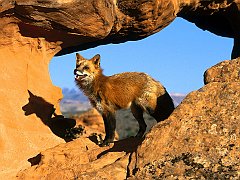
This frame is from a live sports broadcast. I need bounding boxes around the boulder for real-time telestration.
[131,58,240,179]
[204,58,240,84]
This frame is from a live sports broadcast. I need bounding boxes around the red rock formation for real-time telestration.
[4,0,239,57]
[132,59,240,179]
[0,0,239,178]
[0,17,64,178]
[16,137,140,180]
[16,58,240,179]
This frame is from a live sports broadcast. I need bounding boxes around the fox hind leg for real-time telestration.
[131,102,147,138]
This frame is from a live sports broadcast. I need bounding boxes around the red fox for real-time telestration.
[74,53,174,146]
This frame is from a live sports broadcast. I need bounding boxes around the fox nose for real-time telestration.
[74,69,77,75]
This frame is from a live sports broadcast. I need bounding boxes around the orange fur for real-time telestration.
[74,53,174,146]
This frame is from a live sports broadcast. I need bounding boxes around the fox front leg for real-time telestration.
[100,111,116,147]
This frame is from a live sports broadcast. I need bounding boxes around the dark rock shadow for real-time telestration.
[96,136,144,159]
[22,90,76,142]
[28,153,42,166]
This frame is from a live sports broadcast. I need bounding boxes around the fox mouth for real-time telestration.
[74,69,88,80]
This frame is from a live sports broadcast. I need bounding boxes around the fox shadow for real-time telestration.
[94,136,144,159]
[22,90,76,142]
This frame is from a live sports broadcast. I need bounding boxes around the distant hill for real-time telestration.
[170,93,186,106]
[60,88,186,116]
[61,88,89,102]
[60,88,91,116]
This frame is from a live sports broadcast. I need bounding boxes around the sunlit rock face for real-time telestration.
[0,17,64,178]
[132,58,240,179]
[0,0,239,178]
[5,0,239,57]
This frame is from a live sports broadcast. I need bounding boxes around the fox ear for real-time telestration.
[76,53,84,63]
[92,54,100,68]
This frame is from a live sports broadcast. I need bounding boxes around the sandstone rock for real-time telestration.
[0,17,64,179]
[16,137,143,179]
[0,1,179,176]
[1,0,239,57]
[204,58,240,84]
[0,0,239,178]
[16,108,129,179]
[133,83,240,179]
[130,59,240,179]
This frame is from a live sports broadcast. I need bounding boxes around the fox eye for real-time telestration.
[83,66,89,70]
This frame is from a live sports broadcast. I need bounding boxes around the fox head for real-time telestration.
[74,53,101,85]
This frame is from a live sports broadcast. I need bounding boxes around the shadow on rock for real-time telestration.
[27,153,42,166]
[96,136,144,159]
[22,90,76,142]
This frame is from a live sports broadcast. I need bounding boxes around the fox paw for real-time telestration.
[99,139,113,147]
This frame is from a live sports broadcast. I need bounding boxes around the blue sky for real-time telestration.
[50,17,233,94]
